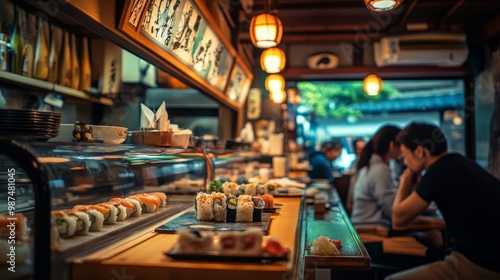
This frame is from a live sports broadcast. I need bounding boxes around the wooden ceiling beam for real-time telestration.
[281,66,473,80]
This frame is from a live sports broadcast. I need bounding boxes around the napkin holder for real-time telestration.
[131,130,172,146]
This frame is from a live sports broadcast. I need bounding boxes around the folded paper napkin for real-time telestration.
[140,101,170,131]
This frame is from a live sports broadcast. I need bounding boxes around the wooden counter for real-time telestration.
[72,197,304,280]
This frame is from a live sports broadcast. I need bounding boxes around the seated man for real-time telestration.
[308,139,343,184]
[388,122,500,280]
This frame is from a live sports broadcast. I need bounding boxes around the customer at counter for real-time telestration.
[308,139,343,184]
[346,137,366,213]
[388,122,500,279]
[350,125,402,229]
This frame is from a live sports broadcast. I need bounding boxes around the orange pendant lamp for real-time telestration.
[265,74,285,93]
[363,74,383,96]
[365,0,403,11]
[261,47,286,73]
[270,89,287,103]
[250,13,283,48]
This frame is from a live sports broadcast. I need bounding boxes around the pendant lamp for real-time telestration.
[265,74,285,93]
[250,13,283,48]
[363,74,383,96]
[261,47,286,73]
[270,89,286,103]
[364,0,403,11]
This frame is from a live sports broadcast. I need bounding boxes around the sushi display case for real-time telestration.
[0,140,211,280]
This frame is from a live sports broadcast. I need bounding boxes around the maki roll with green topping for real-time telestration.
[226,194,238,222]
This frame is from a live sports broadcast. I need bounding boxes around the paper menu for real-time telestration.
[140,101,170,131]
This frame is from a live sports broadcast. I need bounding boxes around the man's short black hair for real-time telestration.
[321,138,343,152]
[396,122,447,156]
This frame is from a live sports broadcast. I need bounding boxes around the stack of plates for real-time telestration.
[0,109,61,141]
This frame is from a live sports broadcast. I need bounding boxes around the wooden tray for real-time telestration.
[165,245,289,263]
[155,210,272,234]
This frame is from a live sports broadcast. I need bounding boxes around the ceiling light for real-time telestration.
[261,47,286,73]
[364,0,403,11]
[363,74,383,96]
[250,13,283,48]
[265,74,285,93]
[270,89,286,103]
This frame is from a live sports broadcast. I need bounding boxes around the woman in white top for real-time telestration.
[350,125,402,229]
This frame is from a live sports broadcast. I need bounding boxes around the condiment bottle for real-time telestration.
[70,32,79,89]
[79,36,92,91]
[33,17,49,80]
[58,29,71,87]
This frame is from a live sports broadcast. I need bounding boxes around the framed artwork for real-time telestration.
[118,0,247,109]
[140,0,185,49]
[225,57,252,104]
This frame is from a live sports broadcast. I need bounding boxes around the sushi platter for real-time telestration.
[155,210,272,234]
[164,245,289,263]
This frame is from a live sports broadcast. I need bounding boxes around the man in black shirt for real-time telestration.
[388,122,500,280]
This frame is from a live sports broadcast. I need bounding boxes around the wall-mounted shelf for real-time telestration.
[0,71,114,106]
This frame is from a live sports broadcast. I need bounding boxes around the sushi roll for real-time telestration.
[222,181,238,196]
[245,183,256,196]
[177,230,215,253]
[219,231,241,255]
[52,211,77,238]
[106,201,127,221]
[128,194,160,213]
[195,192,214,221]
[148,192,167,207]
[265,182,278,195]
[226,194,237,222]
[236,184,246,196]
[109,198,136,218]
[212,193,227,222]
[252,196,265,222]
[259,194,274,209]
[239,228,263,255]
[64,211,91,236]
[97,203,118,224]
[125,197,142,217]
[236,195,254,222]
[256,182,266,195]
[73,205,105,231]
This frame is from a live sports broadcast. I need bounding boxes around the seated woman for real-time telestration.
[351,125,402,230]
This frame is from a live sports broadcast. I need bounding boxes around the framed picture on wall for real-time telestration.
[140,0,185,49]
[225,57,253,104]
[118,0,243,109]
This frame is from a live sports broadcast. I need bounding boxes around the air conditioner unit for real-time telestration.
[374,33,469,67]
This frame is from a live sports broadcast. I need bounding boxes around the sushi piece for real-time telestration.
[252,196,265,222]
[195,192,214,221]
[63,211,91,236]
[128,194,160,213]
[97,203,118,224]
[177,230,215,253]
[125,197,142,217]
[147,192,167,207]
[236,195,254,222]
[212,193,227,222]
[105,201,127,221]
[109,198,136,218]
[226,194,238,222]
[52,211,77,238]
[240,228,263,255]
[219,231,241,255]
[222,181,238,196]
[236,184,246,196]
[259,194,274,209]
[265,182,278,195]
[72,205,105,231]
[245,183,256,196]
[256,182,266,195]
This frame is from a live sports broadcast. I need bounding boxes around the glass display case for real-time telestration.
[0,140,210,280]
